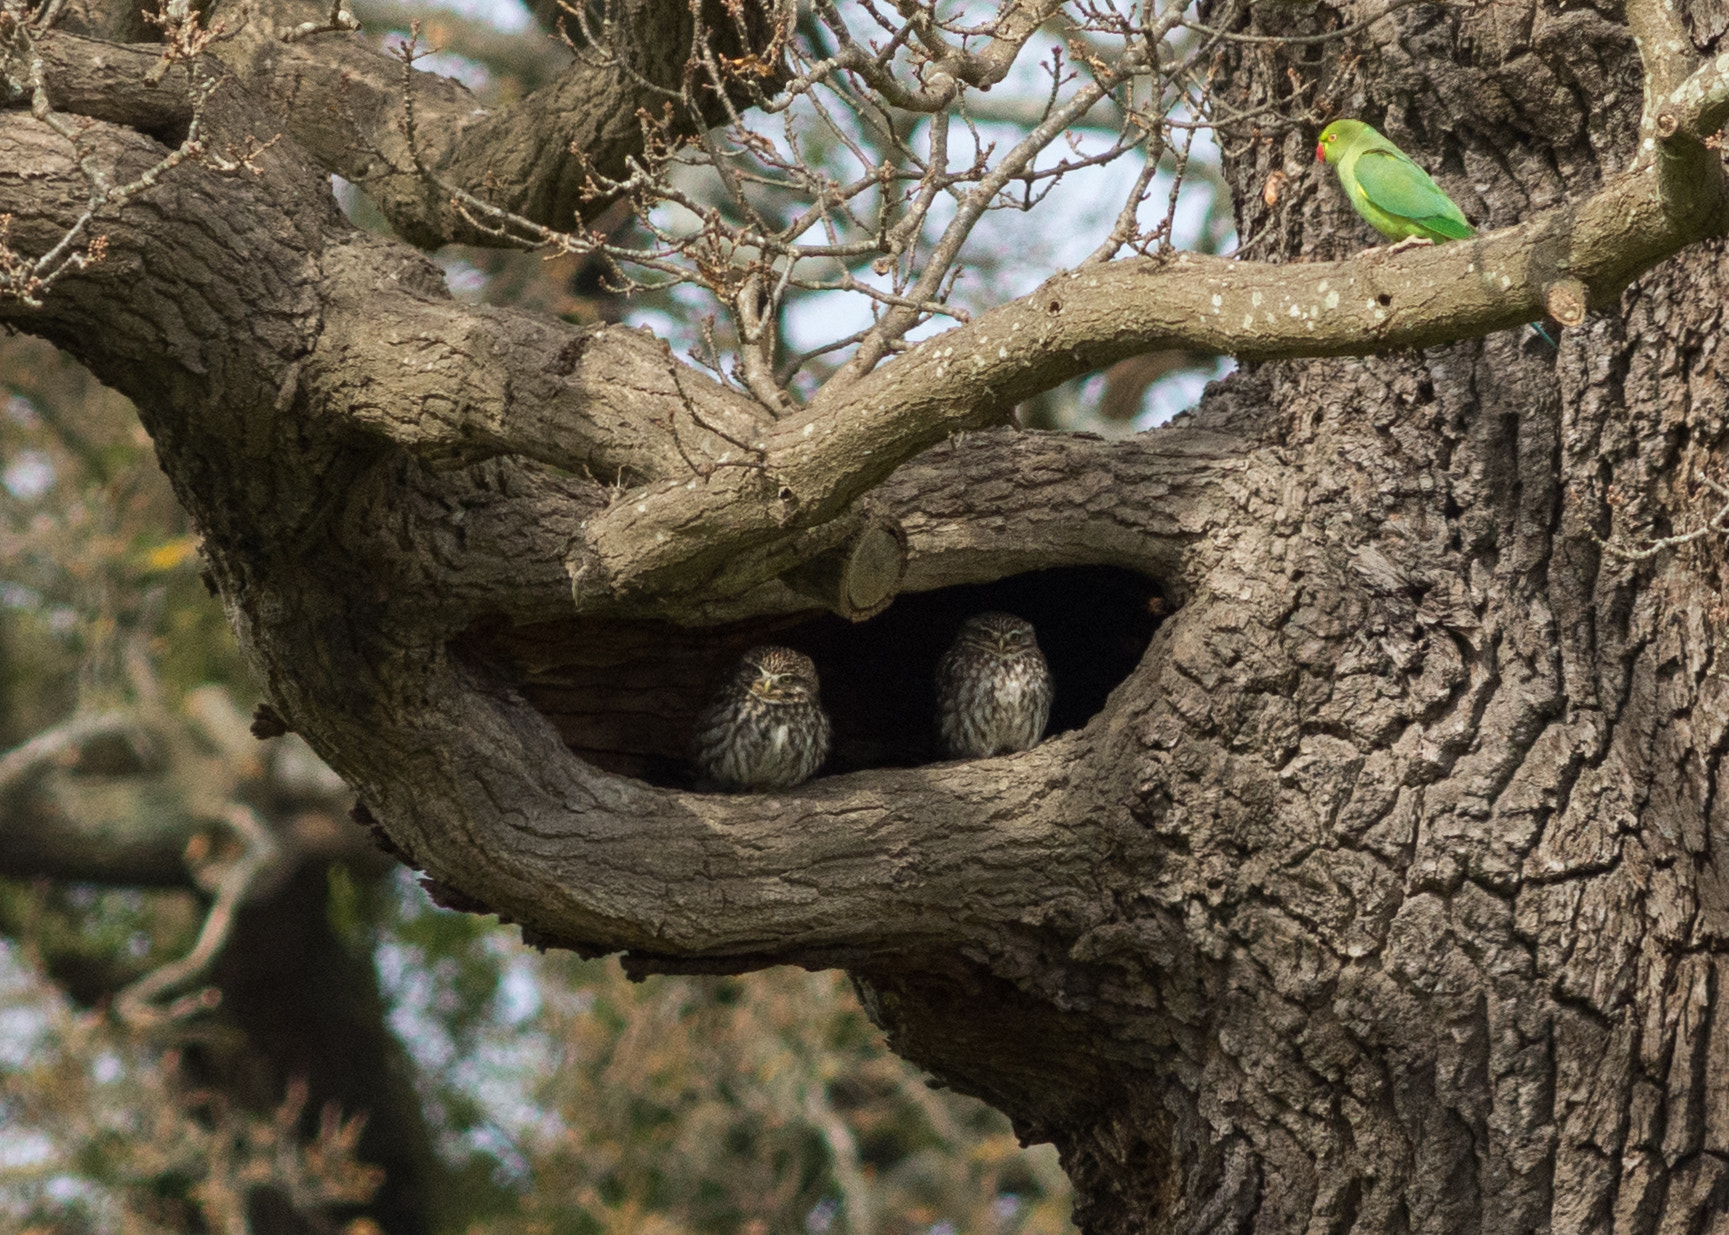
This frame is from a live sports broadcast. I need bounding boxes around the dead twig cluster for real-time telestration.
[384,0,1272,413]
[0,991,380,1234]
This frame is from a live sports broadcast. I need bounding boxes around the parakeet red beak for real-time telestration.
[1315,143,1326,162]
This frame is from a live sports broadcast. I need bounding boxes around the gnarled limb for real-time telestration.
[8,16,1729,627]
[204,0,788,247]
[308,259,774,482]
[567,129,1729,608]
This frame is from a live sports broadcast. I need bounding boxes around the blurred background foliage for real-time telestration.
[1,0,1243,1227]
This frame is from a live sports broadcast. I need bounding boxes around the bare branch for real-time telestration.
[1597,476,1729,563]
[1081,129,1165,265]
[28,0,69,30]
[0,9,229,305]
[202,0,784,247]
[1626,0,1700,141]
[0,710,136,792]
[8,0,1729,632]
[826,0,1196,385]
[568,147,1729,609]
[114,803,282,1026]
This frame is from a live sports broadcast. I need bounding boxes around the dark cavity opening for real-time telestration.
[142,116,193,151]
[463,566,1168,789]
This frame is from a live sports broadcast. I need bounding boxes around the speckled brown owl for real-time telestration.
[692,646,832,790]
[936,612,1053,759]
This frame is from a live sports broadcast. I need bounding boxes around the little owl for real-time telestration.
[936,612,1053,759]
[692,646,832,790]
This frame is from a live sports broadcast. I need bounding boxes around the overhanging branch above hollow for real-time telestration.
[4,12,1728,634]
[564,136,1729,612]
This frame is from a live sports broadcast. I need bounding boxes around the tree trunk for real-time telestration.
[4,0,1729,1230]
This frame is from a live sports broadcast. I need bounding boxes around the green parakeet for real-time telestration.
[1316,119,1557,345]
[1315,119,1475,244]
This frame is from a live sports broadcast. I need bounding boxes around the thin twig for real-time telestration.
[1597,476,1729,563]
[114,802,281,1026]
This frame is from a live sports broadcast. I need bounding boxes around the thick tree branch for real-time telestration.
[4,0,1728,628]
[13,0,1729,1228]
[878,428,1225,592]
[335,648,1125,975]
[8,29,1729,631]
[26,32,199,129]
[567,136,1729,610]
[336,456,611,629]
[1625,0,1700,141]
[9,33,778,481]
[207,0,786,248]
[307,262,774,481]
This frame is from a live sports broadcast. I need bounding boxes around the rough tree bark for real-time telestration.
[4,0,1729,1230]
